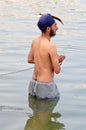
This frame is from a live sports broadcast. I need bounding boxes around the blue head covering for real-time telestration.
[37,13,55,31]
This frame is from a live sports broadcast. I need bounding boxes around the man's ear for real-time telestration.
[47,27,51,32]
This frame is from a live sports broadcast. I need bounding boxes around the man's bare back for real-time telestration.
[28,36,61,82]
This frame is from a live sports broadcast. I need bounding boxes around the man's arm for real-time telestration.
[27,44,34,64]
[49,44,61,74]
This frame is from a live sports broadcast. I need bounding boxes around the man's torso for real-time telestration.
[32,36,54,82]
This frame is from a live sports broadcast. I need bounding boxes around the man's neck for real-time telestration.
[41,32,51,41]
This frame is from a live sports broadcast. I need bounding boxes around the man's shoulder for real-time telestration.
[31,36,40,46]
[48,43,57,54]
[49,42,56,49]
[33,35,40,41]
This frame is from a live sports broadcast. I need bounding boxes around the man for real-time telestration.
[28,13,65,99]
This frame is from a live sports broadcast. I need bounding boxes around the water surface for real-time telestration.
[0,0,86,130]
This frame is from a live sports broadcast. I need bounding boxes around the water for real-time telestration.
[0,0,86,130]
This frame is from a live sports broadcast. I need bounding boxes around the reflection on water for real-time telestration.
[24,95,65,130]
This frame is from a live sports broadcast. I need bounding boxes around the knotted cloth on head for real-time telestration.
[37,13,55,31]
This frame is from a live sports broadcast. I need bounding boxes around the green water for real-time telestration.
[0,0,86,130]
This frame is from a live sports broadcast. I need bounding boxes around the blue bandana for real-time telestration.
[37,13,55,31]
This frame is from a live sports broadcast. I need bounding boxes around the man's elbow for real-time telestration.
[27,58,30,63]
[27,58,34,64]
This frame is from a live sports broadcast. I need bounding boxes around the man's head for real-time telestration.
[37,13,55,32]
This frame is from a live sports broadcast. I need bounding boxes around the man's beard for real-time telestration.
[49,28,56,37]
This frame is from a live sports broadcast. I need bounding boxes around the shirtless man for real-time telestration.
[28,13,65,99]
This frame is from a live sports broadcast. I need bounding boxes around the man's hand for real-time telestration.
[58,55,66,65]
